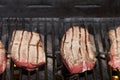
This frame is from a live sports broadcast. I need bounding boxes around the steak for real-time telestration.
[10,30,46,71]
[61,26,96,73]
[0,41,6,74]
[108,26,120,70]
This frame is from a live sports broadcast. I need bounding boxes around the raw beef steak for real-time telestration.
[0,41,6,74]
[61,26,96,73]
[108,26,120,70]
[10,30,46,71]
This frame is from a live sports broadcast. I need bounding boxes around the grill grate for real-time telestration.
[0,18,120,80]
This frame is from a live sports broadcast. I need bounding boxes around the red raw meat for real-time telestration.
[61,26,96,73]
[0,41,6,74]
[10,30,46,71]
[108,27,120,70]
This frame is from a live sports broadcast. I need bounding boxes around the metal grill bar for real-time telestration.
[44,20,48,80]
[27,72,30,80]
[93,24,104,80]
[92,69,97,80]
[100,23,113,80]
[0,18,120,80]
[51,19,56,80]
[36,68,39,80]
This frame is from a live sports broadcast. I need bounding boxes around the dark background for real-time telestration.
[0,0,120,17]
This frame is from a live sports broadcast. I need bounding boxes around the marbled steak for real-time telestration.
[10,30,45,71]
[108,26,120,70]
[0,41,6,74]
[61,26,96,73]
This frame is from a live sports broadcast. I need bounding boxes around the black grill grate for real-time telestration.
[0,18,120,80]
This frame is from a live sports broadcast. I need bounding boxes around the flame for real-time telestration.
[14,64,16,67]
[113,76,119,80]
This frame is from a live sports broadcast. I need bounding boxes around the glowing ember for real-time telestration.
[113,76,119,80]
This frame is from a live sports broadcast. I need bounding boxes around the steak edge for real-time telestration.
[0,41,6,74]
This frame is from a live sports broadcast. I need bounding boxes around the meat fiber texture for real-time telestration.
[61,26,96,74]
[10,30,46,71]
[108,26,120,70]
[0,41,6,74]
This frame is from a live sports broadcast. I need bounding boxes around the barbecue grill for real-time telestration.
[0,0,120,80]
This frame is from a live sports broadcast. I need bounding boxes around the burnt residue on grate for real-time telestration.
[0,18,120,80]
